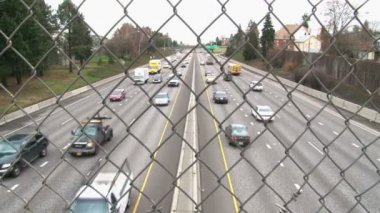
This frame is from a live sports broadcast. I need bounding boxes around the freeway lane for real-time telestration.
[197,52,379,212]
[0,54,193,212]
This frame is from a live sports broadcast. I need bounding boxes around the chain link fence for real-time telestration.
[1,0,379,212]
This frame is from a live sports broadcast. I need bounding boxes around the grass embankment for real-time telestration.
[0,49,174,114]
[229,49,380,110]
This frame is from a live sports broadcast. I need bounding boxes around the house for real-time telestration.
[274,24,321,53]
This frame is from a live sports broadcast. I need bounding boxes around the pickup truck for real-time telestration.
[68,116,113,156]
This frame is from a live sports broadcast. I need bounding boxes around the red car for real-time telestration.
[109,88,126,101]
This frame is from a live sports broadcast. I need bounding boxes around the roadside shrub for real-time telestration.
[97,57,104,65]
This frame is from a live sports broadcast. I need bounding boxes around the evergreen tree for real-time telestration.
[0,0,55,86]
[243,21,259,60]
[260,14,275,57]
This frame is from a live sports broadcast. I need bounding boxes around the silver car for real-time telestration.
[251,105,275,122]
[154,92,170,106]
[249,80,264,91]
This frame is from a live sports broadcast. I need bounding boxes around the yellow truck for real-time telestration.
[148,59,161,74]
[227,63,242,75]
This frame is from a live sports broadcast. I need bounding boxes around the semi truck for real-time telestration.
[133,67,149,85]
[148,59,161,74]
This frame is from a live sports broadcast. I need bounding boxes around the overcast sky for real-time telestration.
[45,0,380,45]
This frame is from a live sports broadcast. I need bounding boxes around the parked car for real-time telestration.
[0,132,49,177]
[154,92,170,106]
[152,74,163,83]
[213,90,228,104]
[69,159,133,213]
[249,80,264,91]
[251,105,275,122]
[68,116,113,156]
[206,74,217,84]
[223,73,232,81]
[224,124,251,147]
[109,89,126,102]
[168,77,180,87]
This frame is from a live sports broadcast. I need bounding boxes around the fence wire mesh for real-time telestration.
[0,0,379,212]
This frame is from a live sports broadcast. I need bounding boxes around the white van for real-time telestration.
[134,68,149,85]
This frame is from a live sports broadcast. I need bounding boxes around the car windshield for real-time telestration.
[71,199,110,213]
[259,107,272,113]
[74,125,97,137]
[153,75,161,80]
[0,141,21,154]
[215,92,226,97]
[156,94,168,99]
[111,90,123,95]
[231,126,248,136]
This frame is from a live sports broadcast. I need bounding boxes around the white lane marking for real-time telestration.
[230,95,233,97]
[294,184,303,192]
[307,141,324,155]
[273,142,277,146]
[266,144,272,149]
[377,159,380,162]
[257,131,261,135]
[269,92,272,95]
[352,143,360,148]
[236,103,239,106]
[86,171,91,176]
[129,118,136,125]
[306,114,311,118]
[233,98,236,101]
[276,115,281,119]
[63,143,71,150]
[244,114,248,118]
[61,118,73,126]
[281,99,284,102]
[278,162,284,167]
[318,122,324,126]
[240,108,243,111]
[333,131,339,136]
[275,95,278,98]
[119,103,122,106]
[7,184,19,192]
[40,161,48,168]
[250,122,254,126]
[112,108,116,111]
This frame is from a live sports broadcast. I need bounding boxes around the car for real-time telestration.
[0,132,49,177]
[152,74,163,83]
[213,90,228,104]
[68,116,113,156]
[251,105,275,122]
[154,92,170,106]
[168,77,180,87]
[109,89,126,102]
[200,61,205,65]
[224,124,251,147]
[69,159,133,213]
[205,70,212,76]
[223,73,232,81]
[249,81,264,91]
[206,74,217,84]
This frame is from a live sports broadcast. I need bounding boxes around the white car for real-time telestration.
[251,105,275,122]
[206,74,217,84]
[70,161,133,213]
[154,92,170,106]
[249,81,264,91]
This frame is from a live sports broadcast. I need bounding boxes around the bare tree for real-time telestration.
[324,0,353,35]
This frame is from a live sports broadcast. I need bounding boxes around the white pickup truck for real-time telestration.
[69,160,133,213]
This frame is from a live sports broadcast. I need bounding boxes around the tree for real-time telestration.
[57,0,92,71]
[215,37,222,46]
[260,14,275,57]
[302,13,310,29]
[243,21,259,60]
[324,0,353,35]
[0,0,56,87]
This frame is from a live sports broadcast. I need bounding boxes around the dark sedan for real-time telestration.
[224,124,251,147]
[0,133,49,177]
[213,90,228,104]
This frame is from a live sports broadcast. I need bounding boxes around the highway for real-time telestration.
[0,51,379,212]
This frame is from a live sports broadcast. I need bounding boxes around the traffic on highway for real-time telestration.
[1,50,379,213]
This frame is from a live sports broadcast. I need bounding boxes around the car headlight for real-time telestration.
[2,163,11,169]
[86,141,95,148]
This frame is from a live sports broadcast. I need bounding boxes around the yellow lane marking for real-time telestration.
[200,65,240,212]
[132,77,184,213]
